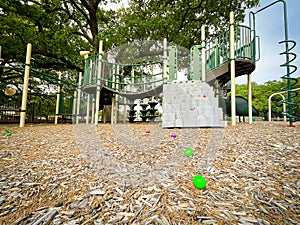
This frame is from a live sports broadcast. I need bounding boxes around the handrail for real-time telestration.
[268,87,300,122]
[99,77,166,94]
[82,55,165,94]
[255,35,261,61]
[204,24,257,73]
[0,65,76,87]
[83,24,258,92]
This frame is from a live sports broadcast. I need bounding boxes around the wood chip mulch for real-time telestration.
[0,122,299,225]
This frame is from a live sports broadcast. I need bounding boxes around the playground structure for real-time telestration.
[0,44,76,125]
[1,1,298,127]
[76,11,259,127]
[250,0,298,126]
[75,2,299,127]
[268,87,300,122]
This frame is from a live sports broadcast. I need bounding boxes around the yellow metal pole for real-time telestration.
[20,43,32,128]
[55,72,62,124]
[201,25,206,81]
[111,96,115,124]
[95,40,103,125]
[230,11,236,126]
[151,64,155,102]
[72,90,77,124]
[268,89,300,122]
[268,93,287,122]
[163,38,168,80]
[247,74,252,124]
[115,64,120,123]
[214,39,218,68]
[76,72,82,124]
[85,53,90,124]
[123,98,127,123]
[131,67,135,91]
[91,97,95,124]
[86,94,90,124]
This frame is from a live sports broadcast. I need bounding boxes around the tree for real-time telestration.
[0,0,259,116]
[110,0,259,49]
[0,0,114,110]
[1,0,259,78]
[234,78,300,118]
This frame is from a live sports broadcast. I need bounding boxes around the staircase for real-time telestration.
[162,81,226,128]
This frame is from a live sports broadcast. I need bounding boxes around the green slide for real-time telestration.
[225,96,259,116]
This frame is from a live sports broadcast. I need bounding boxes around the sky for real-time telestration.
[104,0,300,85]
[237,0,300,84]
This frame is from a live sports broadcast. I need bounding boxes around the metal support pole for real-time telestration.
[247,74,252,124]
[131,67,135,91]
[215,80,219,96]
[250,0,294,126]
[123,98,127,123]
[95,41,103,125]
[163,38,168,80]
[246,36,250,59]
[268,87,300,122]
[55,72,62,124]
[86,94,90,124]
[111,65,116,124]
[111,96,115,124]
[201,25,206,81]
[103,105,107,123]
[268,93,285,122]
[230,11,236,126]
[91,97,95,124]
[85,54,91,124]
[76,72,82,124]
[20,43,32,128]
[283,100,287,122]
[115,64,120,123]
[151,64,155,101]
[214,39,218,68]
[280,0,293,126]
[72,90,77,124]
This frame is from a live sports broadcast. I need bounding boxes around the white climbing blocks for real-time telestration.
[162,113,176,121]
[162,81,227,128]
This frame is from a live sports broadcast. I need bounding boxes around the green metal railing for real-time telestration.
[83,56,166,94]
[206,24,257,71]
[188,24,258,80]
[0,65,75,87]
[83,54,99,87]
[83,24,258,90]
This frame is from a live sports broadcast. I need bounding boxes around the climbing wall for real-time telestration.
[162,81,227,128]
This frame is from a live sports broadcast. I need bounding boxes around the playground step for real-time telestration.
[162,81,226,128]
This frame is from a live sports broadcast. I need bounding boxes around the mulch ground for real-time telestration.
[0,122,299,225]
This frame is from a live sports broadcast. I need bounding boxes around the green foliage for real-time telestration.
[109,0,259,49]
[1,0,259,76]
[234,78,300,117]
[0,0,259,116]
